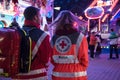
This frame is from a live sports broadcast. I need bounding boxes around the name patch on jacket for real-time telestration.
[55,36,71,53]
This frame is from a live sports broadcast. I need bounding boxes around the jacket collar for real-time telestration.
[24,20,40,29]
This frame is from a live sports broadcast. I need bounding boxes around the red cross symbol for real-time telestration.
[60,41,67,49]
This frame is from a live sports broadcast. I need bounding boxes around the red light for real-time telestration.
[73,22,78,28]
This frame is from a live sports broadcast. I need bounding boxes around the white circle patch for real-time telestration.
[55,36,71,53]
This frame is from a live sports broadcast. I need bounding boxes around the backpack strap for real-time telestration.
[19,27,37,73]
[32,32,47,60]
[21,29,32,72]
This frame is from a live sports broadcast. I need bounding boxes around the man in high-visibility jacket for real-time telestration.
[12,6,52,80]
[50,10,89,80]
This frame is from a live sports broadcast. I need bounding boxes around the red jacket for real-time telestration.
[12,20,52,80]
[89,34,97,45]
[51,29,89,80]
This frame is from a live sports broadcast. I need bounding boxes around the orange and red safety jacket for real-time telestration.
[51,32,89,80]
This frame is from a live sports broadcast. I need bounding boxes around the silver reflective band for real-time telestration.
[53,55,79,64]
[53,71,87,78]
[76,33,84,58]
[13,76,48,80]
[18,68,46,75]
[32,33,47,59]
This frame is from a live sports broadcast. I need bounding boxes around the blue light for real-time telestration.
[111,10,120,21]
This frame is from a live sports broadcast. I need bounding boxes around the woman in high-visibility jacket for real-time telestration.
[50,10,89,80]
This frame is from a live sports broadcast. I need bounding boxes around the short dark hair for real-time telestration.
[23,6,40,20]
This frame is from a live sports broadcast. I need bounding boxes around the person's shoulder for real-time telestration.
[35,29,50,36]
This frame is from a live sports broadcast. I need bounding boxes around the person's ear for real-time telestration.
[33,15,38,22]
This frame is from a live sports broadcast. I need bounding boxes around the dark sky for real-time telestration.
[54,0,93,18]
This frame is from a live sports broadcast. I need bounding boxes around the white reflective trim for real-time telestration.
[53,55,79,64]
[76,33,84,56]
[53,71,87,78]
[75,33,84,62]
[18,68,46,75]
[32,33,47,59]
[13,76,48,80]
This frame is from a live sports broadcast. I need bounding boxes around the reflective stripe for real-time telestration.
[53,71,87,78]
[75,33,84,63]
[13,76,47,80]
[76,33,84,55]
[32,33,47,59]
[53,55,79,64]
[17,68,46,75]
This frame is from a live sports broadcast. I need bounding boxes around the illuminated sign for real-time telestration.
[97,0,112,6]
[85,6,104,19]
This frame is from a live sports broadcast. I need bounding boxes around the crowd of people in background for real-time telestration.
[86,28,120,60]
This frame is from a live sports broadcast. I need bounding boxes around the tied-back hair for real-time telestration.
[49,10,82,32]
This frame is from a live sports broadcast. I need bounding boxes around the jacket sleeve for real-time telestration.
[78,36,89,68]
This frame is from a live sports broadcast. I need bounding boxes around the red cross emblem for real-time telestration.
[60,41,67,49]
[55,36,71,53]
